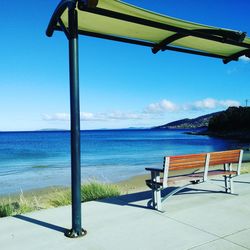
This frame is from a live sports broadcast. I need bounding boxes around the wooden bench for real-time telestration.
[145,149,243,211]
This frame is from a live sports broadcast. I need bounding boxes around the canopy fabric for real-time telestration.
[47,0,250,63]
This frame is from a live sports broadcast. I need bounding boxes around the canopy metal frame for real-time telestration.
[46,0,249,238]
[47,0,250,64]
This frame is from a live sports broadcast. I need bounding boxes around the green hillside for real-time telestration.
[208,107,250,131]
[154,112,221,129]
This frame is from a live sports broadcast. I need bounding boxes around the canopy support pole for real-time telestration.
[65,5,87,238]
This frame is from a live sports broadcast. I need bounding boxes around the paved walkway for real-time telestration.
[1,174,250,250]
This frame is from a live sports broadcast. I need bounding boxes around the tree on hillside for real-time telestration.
[208,107,250,131]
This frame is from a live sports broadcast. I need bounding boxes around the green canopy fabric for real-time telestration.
[47,0,250,63]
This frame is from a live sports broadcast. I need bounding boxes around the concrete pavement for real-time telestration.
[1,174,250,250]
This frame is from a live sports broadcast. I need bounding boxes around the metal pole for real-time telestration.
[65,6,86,238]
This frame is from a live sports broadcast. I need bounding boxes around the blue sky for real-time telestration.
[0,0,249,131]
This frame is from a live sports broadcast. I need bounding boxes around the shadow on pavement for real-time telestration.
[14,214,66,234]
[99,186,226,210]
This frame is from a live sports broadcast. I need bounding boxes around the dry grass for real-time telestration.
[0,182,120,218]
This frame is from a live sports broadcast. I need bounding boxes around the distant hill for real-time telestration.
[152,106,250,140]
[38,129,69,131]
[153,111,221,129]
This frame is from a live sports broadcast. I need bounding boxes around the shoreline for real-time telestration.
[1,162,250,218]
[0,174,149,201]
[1,162,250,201]
[186,130,250,141]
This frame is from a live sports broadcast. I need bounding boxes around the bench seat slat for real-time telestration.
[207,170,237,176]
[209,149,241,155]
[169,165,204,171]
[209,157,240,165]
[169,153,207,170]
[170,153,207,159]
[169,160,207,165]
[146,170,237,186]
[209,156,240,161]
[146,174,203,187]
[209,150,241,166]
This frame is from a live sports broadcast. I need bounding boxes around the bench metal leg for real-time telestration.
[152,189,156,208]
[150,171,162,211]
[155,190,162,211]
[229,176,234,194]
[224,175,229,192]
[150,171,157,208]
[149,189,162,211]
[161,183,193,204]
[224,175,234,194]
[224,164,232,193]
[155,174,162,211]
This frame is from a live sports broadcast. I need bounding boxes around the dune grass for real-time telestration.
[49,182,120,207]
[0,191,39,218]
[2,162,249,218]
[241,162,250,174]
[81,182,121,202]
[0,182,121,218]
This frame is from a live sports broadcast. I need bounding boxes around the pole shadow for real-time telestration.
[98,190,153,210]
[14,214,66,234]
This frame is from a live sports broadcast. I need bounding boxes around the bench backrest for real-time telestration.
[163,153,209,185]
[167,153,208,171]
[209,149,243,175]
[209,149,242,166]
[163,149,243,185]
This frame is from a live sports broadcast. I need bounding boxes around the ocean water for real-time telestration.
[0,129,249,195]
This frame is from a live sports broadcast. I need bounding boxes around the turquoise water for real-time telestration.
[0,129,249,195]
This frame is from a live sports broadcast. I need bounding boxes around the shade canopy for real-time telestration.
[47,0,250,63]
[46,0,250,238]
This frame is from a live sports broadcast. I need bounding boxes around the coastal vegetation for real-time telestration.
[1,163,250,218]
[155,106,250,140]
[198,107,250,140]
[0,191,37,218]
[209,107,250,131]
[49,182,121,207]
[153,112,220,129]
[0,182,120,218]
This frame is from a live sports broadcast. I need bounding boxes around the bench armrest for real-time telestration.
[145,167,163,173]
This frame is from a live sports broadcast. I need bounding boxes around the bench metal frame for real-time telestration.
[146,150,243,212]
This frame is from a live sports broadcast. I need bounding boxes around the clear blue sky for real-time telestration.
[0,0,249,131]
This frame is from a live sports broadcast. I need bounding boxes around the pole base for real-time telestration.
[65,228,87,238]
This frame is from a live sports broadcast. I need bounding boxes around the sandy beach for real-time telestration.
[1,161,249,217]
[1,161,250,200]
[117,161,250,193]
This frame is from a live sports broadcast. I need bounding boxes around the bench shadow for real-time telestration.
[234,180,250,184]
[14,214,66,234]
[99,186,225,210]
[211,179,250,185]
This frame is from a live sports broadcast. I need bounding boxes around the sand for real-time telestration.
[1,162,250,202]
[116,161,250,194]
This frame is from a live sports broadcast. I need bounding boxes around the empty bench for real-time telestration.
[145,149,243,211]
